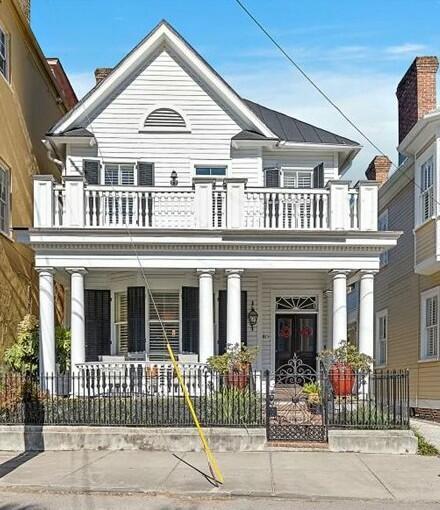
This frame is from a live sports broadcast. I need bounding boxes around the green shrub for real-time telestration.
[413,430,439,456]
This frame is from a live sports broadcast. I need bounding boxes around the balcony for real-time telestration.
[33,176,380,232]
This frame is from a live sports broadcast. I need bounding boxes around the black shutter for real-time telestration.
[85,290,111,361]
[83,159,100,185]
[127,287,145,353]
[241,290,248,346]
[218,290,248,354]
[182,287,199,354]
[313,162,324,188]
[264,168,280,187]
[137,162,154,186]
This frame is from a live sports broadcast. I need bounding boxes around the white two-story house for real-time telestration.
[30,21,399,376]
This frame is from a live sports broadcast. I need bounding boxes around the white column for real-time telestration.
[358,271,376,358]
[226,269,243,347]
[198,269,215,362]
[324,289,333,350]
[38,268,56,377]
[331,270,348,348]
[68,268,87,372]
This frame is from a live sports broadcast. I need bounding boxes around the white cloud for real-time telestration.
[385,43,427,55]
[69,71,95,99]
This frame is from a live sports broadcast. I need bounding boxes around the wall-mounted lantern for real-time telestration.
[248,301,258,331]
[170,170,178,186]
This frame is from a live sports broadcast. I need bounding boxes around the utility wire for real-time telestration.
[233,0,398,169]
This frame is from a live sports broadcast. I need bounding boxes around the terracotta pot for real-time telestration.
[226,364,250,390]
[329,362,355,397]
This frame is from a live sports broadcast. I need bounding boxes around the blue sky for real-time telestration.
[32,0,440,181]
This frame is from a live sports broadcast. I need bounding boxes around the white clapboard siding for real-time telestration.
[263,150,338,184]
[80,49,243,185]
[231,147,263,186]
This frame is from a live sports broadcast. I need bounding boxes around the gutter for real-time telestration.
[42,139,64,173]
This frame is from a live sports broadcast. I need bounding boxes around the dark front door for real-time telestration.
[275,314,317,370]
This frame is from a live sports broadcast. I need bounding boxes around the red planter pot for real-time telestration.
[329,362,355,397]
[226,368,249,390]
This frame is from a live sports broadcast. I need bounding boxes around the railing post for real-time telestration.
[224,178,247,229]
[356,180,380,231]
[193,177,215,229]
[327,180,350,230]
[33,175,55,227]
[64,175,85,227]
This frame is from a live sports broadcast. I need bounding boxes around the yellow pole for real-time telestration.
[165,342,224,485]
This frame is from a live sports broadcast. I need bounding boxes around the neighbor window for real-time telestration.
[375,309,388,366]
[195,166,226,177]
[0,164,10,234]
[0,26,8,80]
[378,210,389,267]
[421,288,440,360]
[420,157,434,223]
[283,169,313,188]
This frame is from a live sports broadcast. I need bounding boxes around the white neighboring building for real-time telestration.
[31,21,399,375]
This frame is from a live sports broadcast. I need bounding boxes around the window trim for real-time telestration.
[0,22,9,83]
[139,104,191,133]
[0,162,10,237]
[375,309,388,367]
[420,286,440,361]
[378,209,389,267]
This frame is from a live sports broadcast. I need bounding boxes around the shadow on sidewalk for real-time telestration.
[0,389,45,479]
[0,504,43,510]
[172,453,222,487]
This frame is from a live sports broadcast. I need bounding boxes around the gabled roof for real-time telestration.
[49,20,275,138]
[243,99,359,146]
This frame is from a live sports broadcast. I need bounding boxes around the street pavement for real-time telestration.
[0,449,438,507]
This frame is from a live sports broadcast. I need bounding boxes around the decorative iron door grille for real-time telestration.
[266,355,327,442]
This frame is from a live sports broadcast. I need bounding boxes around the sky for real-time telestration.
[32,0,440,182]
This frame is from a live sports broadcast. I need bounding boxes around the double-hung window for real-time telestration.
[104,163,135,186]
[420,157,434,223]
[148,291,180,357]
[0,164,10,235]
[283,169,313,188]
[375,309,388,366]
[421,288,440,360]
[0,25,8,80]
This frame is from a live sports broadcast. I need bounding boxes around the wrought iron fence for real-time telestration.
[0,369,265,428]
[321,366,410,430]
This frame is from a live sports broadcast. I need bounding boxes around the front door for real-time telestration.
[275,314,317,370]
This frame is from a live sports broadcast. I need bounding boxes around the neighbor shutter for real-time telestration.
[137,162,154,186]
[127,286,145,353]
[313,162,324,188]
[264,168,280,187]
[182,287,199,354]
[218,290,248,354]
[83,159,100,185]
[85,290,111,361]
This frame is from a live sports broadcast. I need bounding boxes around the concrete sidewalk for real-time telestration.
[0,450,439,502]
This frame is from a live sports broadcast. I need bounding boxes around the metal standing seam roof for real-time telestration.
[243,99,360,146]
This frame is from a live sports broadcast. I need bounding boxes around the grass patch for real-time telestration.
[413,430,439,456]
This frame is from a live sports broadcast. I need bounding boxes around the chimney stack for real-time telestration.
[18,0,31,22]
[396,56,439,144]
[94,68,113,85]
[365,155,392,186]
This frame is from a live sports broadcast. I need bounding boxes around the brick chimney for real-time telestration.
[17,0,31,22]
[365,155,392,186]
[94,67,113,85]
[396,56,439,143]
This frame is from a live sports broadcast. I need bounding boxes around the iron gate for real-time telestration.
[266,355,327,442]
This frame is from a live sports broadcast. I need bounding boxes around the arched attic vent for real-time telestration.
[140,106,190,132]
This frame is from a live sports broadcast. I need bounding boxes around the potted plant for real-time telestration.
[303,381,321,413]
[207,343,258,389]
[319,341,372,397]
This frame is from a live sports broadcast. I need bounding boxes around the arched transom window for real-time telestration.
[141,107,189,131]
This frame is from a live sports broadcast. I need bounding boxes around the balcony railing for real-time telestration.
[34,177,379,232]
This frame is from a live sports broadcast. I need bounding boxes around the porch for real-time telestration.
[37,268,377,376]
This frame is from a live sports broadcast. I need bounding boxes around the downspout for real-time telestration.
[42,138,65,174]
